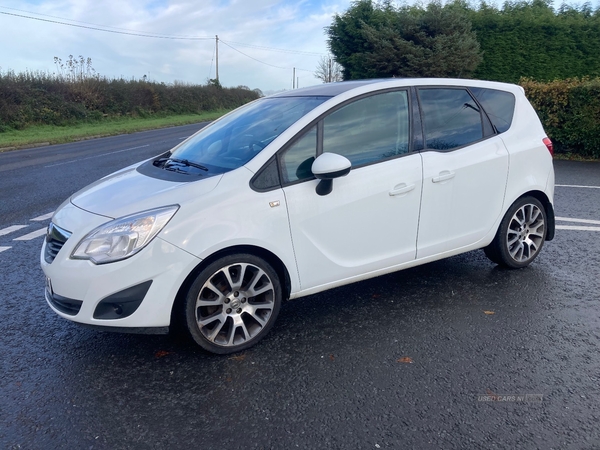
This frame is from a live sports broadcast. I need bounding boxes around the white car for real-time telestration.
[41,78,555,354]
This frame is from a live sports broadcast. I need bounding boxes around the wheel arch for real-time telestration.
[514,190,555,241]
[170,244,292,328]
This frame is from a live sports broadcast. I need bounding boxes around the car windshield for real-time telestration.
[170,96,330,172]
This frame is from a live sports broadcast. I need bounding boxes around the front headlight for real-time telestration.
[71,205,179,264]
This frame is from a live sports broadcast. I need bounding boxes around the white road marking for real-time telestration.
[556,216,600,225]
[556,225,600,232]
[13,228,47,241]
[0,225,27,237]
[31,212,54,221]
[44,144,150,168]
[0,246,11,253]
[555,184,600,189]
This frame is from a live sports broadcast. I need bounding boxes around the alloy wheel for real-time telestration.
[195,262,275,347]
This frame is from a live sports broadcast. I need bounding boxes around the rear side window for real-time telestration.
[469,87,516,133]
[418,88,483,151]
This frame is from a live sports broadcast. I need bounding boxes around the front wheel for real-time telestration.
[484,196,547,269]
[184,254,282,354]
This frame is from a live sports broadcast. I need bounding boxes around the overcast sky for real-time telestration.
[0,0,354,93]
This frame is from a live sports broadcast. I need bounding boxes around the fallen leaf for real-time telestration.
[329,354,335,361]
[397,357,413,364]
[229,354,246,361]
[483,311,495,315]
[372,294,381,299]
[154,350,171,358]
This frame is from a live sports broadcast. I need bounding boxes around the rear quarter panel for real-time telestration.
[500,89,554,209]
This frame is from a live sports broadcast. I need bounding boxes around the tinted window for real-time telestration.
[419,88,483,151]
[252,157,281,191]
[470,87,515,133]
[322,91,410,167]
[171,96,328,173]
[280,126,317,183]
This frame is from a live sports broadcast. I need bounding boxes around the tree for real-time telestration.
[314,55,344,82]
[327,0,482,79]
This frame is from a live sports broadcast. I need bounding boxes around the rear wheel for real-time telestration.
[484,196,547,269]
[184,253,282,354]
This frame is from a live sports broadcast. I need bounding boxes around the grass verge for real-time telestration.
[0,110,231,151]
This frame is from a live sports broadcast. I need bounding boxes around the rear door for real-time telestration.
[416,87,509,258]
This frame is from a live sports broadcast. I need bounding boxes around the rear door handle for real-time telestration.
[389,183,415,196]
[432,171,455,183]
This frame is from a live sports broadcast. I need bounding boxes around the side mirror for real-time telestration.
[311,153,351,196]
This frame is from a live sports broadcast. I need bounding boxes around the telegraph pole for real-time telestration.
[215,35,219,83]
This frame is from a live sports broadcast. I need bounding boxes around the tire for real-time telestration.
[484,196,547,269]
[184,253,282,354]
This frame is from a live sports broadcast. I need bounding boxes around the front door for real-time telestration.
[280,90,423,292]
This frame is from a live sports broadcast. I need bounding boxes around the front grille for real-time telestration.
[44,223,72,264]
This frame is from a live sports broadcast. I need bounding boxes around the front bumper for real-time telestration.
[40,203,200,329]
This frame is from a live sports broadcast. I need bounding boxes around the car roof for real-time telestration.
[269,78,521,99]
[269,79,391,98]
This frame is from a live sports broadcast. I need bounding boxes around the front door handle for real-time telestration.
[432,171,455,183]
[389,183,415,196]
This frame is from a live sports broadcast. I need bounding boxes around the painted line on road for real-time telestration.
[555,184,600,189]
[0,225,27,237]
[44,144,150,168]
[0,246,11,253]
[556,225,600,232]
[31,212,54,221]
[13,228,47,241]
[556,216,600,225]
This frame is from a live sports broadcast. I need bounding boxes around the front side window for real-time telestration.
[322,91,410,167]
[419,88,484,151]
[280,126,317,184]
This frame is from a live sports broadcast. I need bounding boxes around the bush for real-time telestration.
[0,69,259,131]
[520,77,600,158]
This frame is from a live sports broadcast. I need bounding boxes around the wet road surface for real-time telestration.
[1,131,599,449]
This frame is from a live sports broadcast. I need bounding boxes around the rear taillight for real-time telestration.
[543,137,554,156]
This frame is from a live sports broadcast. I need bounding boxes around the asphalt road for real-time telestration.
[1,128,599,449]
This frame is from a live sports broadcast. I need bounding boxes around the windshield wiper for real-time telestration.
[166,158,209,171]
[153,157,209,172]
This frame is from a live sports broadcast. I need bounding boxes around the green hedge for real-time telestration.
[470,1,600,83]
[0,72,260,132]
[520,77,600,158]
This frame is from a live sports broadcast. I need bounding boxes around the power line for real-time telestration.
[0,7,321,79]
[223,40,325,56]
[220,40,314,72]
[0,6,327,56]
[0,5,181,35]
[0,10,213,40]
